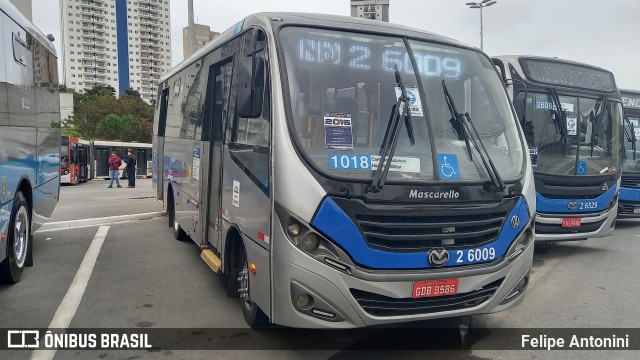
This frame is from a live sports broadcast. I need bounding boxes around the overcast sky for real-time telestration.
[33,0,639,90]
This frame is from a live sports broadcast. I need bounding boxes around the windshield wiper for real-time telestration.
[624,115,637,161]
[366,66,416,193]
[549,89,567,157]
[589,95,607,157]
[442,80,505,192]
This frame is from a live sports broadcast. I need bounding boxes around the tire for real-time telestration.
[237,242,269,328]
[0,192,30,284]
[167,189,186,241]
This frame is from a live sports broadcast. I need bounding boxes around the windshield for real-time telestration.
[60,145,69,169]
[513,91,622,176]
[623,115,640,172]
[279,27,524,182]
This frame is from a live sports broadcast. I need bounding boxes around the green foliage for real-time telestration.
[97,114,145,142]
[65,85,154,142]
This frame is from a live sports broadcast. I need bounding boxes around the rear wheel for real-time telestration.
[0,192,30,284]
[167,189,186,241]
[237,242,269,328]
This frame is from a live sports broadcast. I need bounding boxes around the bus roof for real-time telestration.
[93,140,151,148]
[621,89,640,96]
[161,12,473,84]
[0,0,57,56]
[494,55,613,74]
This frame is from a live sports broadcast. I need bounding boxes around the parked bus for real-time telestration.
[0,0,60,283]
[620,90,640,216]
[60,136,90,185]
[154,13,536,328]
[92,140,151,179]
[493,56,623,241]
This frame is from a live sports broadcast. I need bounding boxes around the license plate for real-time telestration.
[562,218,582,228]
[634,207,640,214]
[412,279,459,299]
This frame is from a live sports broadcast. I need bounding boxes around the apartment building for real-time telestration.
[60,0,172,103]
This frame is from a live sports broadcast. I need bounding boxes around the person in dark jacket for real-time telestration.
[107,151,122,188]
[124,148,137,188]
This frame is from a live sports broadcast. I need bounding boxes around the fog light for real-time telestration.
[301,234,319,252]
[501,276,529,304]
[287,222,301,236]
[296,294,312,309]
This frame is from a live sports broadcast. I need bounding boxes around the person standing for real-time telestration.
[124,149,137,188]
[107,151,123,188]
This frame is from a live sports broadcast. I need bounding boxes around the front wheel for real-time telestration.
[0,192,30,283]
[237,243,269,328]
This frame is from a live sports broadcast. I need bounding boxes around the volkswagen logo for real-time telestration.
[510,215,520,228]
[428,248,449,267]
[567,201,577,210]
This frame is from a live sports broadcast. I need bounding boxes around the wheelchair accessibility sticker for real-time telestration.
[576,160,587,175]
[437,153,460,180]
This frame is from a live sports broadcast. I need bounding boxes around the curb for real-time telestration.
[36,211,165,232]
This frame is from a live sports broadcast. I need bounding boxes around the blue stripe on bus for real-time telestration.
[311,196,530,270]
[620,186,640,202]
[116,0,130,95]
[536,184,617,214]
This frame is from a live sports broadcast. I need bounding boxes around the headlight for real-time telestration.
[301,234,319,252]
[506,221,534,262]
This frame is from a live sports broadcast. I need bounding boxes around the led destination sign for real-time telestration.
[622,93,640,109]
[521,58,616,92]
[297,37,462,79]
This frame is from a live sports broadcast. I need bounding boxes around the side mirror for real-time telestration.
[237,54,265,118]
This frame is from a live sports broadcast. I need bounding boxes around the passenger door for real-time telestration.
[206,60,233,251]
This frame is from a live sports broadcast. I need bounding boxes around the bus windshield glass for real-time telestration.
[514,92,622,176]
[624,115,640,172]
[280,27,523,182]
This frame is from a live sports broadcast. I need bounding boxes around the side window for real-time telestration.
[180,60,209,140]
[228,29,270,194]
[13,34,28,66]
[234,50,269,148]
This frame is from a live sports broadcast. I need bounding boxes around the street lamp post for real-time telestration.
[465,0,497,51]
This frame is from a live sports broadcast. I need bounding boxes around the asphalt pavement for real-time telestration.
[1,180,640,359]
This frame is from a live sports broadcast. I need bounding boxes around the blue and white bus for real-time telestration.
[620,90,640,217]
[154,13,536,328]
[494,56,624,241]
[0,0,61,283]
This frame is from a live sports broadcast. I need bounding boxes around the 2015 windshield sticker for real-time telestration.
[394,84,423,117]
[328,154,420,173]
[566,116,578,136]
[324,113,353,150]
[437,153,460,180]
[529,147,538,167]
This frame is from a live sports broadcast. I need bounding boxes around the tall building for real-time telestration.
[9,0,32,20]
[182,23,219,59]
[60,0,172,103]
[350,0,389,22]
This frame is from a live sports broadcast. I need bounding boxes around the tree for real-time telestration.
[97,114,146,142]
[65,85,155,142]
[123,88,141,98]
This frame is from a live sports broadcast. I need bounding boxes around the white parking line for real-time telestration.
[35,212,164,232]
[30,226,110,360]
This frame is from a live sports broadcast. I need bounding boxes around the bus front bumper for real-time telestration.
[534,205,617,241]
[271,241,533,329]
